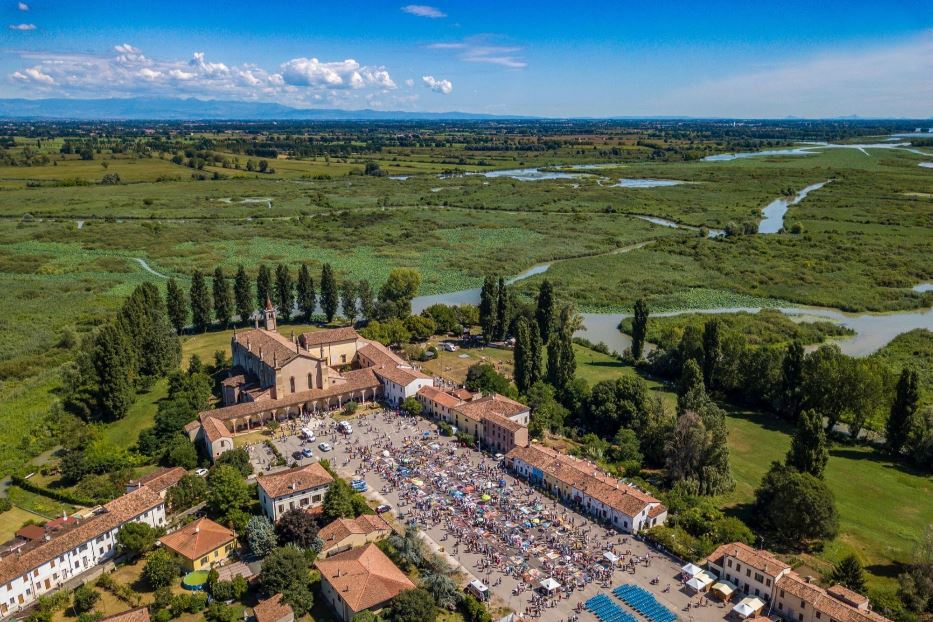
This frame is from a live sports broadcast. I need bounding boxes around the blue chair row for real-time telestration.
[612,584,677,622]
[585,593,638,622]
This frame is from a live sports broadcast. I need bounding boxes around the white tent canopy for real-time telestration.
[681,562,703,577]
[603,551,619,564]
[686,571,716,592]
[540,578,561,592]
[733,597,765,619]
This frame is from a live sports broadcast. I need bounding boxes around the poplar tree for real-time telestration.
[702,319,722,390]
[233,265,252,324]
[528,321,544,387]
[887,368,920,456]
[357,280,375,321]
[256,264,272,309]
[631,298,649,360]
[340,281,358,322]
[780,340,805,421]
[93,324,135,421]
[513,317,534,394]
[189,270,212,332]
[320,263,339,323]
[535,280,555,342]
[296,263,316,322]
[165,278,187,334]
[479,275,497,340]
[274,264,294,320]
[212,266,233,327]
[495,276,509,341]
[786,409,830,478]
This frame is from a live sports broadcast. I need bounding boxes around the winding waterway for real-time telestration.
[758,181,829,234]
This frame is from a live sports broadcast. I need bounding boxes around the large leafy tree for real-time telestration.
[275,508,320,549]
[206,465,252,527]
[780,340,806,421]
[296,263,316,322]
[384,588,436,622]
[786,409,830,477]
[246,515,278,557]
[261,546,314,616]
[189,270,212,332]
[887,368,920,455]
[118,282,180,382]
[322,479,355,522]
[585,376,650,439]
[320,263,339,323]
[631,298,649,360]
[166,278,188,334]
[212,266,233,327]
[117,522,161,559]
[274,264,294,320]
[144,548,177,589]
[754,461,839,547]
[233,264,253,323]
[167,473,208,512]
[378,268,422,319]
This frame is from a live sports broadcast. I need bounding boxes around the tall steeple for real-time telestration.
[263,296,277,332]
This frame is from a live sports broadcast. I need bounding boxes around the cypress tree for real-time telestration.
[256,264,272,310]
[296,263,316,322]
[233,265,252,324]
[320,263,339,323]
[887,368,920,455]
[547,307,576,395]
[528,321,544,387]
[781,340,805,421]
[274,264,294,320]
[212,266,233,327]
[829,555,866,593]
[189,270,212,332]
[93,324,135,421]
[117,283,179,383]
[702,319,721,390]
[631,298,649,360]
[495,277,509,341]
[479,276,497,340]
[786,408,830,478]
[535,280,555,342]
[513,317,533,394]
[340,281,357,322]
[165,278,187,335]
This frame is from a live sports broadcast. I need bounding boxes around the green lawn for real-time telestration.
[102,378,169,450]
[0,505,48,542]
[721,409,933,590]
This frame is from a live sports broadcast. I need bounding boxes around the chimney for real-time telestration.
[194,526,200,534]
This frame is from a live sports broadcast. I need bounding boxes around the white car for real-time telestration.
[441,342,459,352]
[318,442,333,452]
[194,468,209,477]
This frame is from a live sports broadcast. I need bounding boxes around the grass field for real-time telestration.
[0,505,49,542]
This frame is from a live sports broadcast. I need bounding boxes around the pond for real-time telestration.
[634,215,725,238]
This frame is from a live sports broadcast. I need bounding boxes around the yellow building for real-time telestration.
[158,517,236,572]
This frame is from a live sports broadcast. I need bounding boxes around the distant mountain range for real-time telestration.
[0,97,535,121]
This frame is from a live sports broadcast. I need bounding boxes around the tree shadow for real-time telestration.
[724,408,794,436]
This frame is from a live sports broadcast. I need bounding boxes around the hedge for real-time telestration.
[11,475,100,507]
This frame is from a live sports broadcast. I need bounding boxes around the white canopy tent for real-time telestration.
[540,578,562,593]
[686,570,716,592]
[681,562,703,578]
[733,597,765,619]
[603,551,619,564]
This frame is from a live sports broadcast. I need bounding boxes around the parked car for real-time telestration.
[318,442,333,452]
[194,468,209,477]
[376,504,392,514]
[337,421,353,434]
[292,451,304,460]
[441,342,459,352]
[302,448,314,458]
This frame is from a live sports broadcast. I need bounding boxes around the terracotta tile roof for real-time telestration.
[198,368,380,423]
[828,584,870,608]
[14,525,46,541]
[452,388,474,400]
[257,463,334,499]
[101,607,151,622]
[253,593,293,622]
[357,342,406,367]
[704,541,790,578]
[159,517,234,562]
[222,373,248,387]
[318,515,391,545]
[184,420,201,434]
[417,386,462,409]
[235,329,315,369]
[482,411,525,432]
[201,416,232,443]
[373,364,430,387]
[301,327,360,347]
[778,572,890,622]
[128,467,186,493]
[314,543,415,614]
[648,504,667,518]
[0,487,163,586]
[506,444,663,519]
[456,394,528,423]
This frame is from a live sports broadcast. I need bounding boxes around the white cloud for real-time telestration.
[18,2,28,10]
[662,34,933,118]
[422,75,452,94]
[9,23,36,30]
[428,38,525,69]
[402,4,446,18]
[6,44,401,106]
[12,66,53,84]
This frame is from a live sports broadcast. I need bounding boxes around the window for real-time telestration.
[746,569,751,577]
[200,557,208,565]
[727,560,733,568]
[308,374,313,389]
[290,377,295,393]
[767,579,772,586]
[798,615,803,622]
[780,590,785,598]
[755,573,764,582]
[801,602,806,609]
[736,564,742,572]
[816,613,821,619]
[341,354,347,363]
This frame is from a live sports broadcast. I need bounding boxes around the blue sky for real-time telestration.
[1,1,931,117]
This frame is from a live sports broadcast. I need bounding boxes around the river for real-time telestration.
[758,181,829,234]
[411,263,932,358]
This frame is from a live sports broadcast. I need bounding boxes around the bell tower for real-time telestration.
[263,297,277,332]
